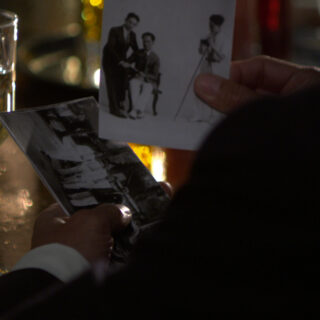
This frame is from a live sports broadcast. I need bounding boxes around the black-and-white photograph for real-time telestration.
[99,0,236,150]
[0,98,170,228]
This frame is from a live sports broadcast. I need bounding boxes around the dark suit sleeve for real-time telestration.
[2,269,105,320]
[127,51,137,64]
[146,56,160,83]
[0,269,61,316]
[130,32,139,52]
[105,28,123,65]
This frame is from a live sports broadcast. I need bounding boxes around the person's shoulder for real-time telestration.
[150,51,160,62]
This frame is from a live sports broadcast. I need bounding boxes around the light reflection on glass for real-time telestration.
[90,0,103,7]
[0,137,53,270]
[63,56,82,85]
[93,68,100,88]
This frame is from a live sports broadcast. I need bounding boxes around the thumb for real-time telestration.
[194,73,259,114]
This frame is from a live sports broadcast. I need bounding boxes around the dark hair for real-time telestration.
[142,32,156,42]
[209,14,225,26]
[125,12,140,23]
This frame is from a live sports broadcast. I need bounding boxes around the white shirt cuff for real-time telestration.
[12,243,90,282]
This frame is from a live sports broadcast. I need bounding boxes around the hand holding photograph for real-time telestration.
[99,0,236,150]
[0,97,170,263]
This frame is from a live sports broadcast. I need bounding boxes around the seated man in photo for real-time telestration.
[125,32,160,119]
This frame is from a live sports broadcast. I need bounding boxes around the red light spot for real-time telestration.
[267,0,281,31]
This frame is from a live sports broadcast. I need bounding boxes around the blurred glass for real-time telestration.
[0,10,18,143]
[0,0,81,41]
[81,0,104,42]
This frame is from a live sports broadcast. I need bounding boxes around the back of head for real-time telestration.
[163,87,320,312]
[101,88,320,316]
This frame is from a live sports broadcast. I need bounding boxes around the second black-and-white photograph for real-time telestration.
[0,98,169,224]
[0,97,171,262]
[99,0,236,150]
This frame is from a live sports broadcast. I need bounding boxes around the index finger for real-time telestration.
[231,56,305,94]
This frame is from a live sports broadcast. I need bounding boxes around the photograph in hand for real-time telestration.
[0,98,170,262]
[99,0,236,150]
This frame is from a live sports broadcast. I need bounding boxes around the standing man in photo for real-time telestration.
[187,14,226,122]
[199,14,225,74]
[102,13,140,117]
[125,32,160,119]
[174,14,226,123]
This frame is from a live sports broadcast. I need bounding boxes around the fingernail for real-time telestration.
[54,217,68,224]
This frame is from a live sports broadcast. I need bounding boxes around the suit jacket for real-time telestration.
[102,26,138,73]
[2,87,320,317]
[0,269,61,316]
[127,50,160,87]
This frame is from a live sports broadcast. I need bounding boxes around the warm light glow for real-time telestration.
[6,92,11,112]
[82,9,97,23]
[63,56,82,85]
[0,188,33,222]
[129,144,167,181]
[267,0,281,32]
[93,68,101,88]
[129,144,152,169]
[18,189,33,212]
[81,0,104,41]
[65,23,82,37]
[151,148,167,181]
[90,0,103,7]
[11,81,15,112]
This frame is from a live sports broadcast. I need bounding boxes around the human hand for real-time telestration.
[31,203,132,264]
[194,55,320,114]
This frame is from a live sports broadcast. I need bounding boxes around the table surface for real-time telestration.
[0,133,54,271]
[0,66,98,271]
